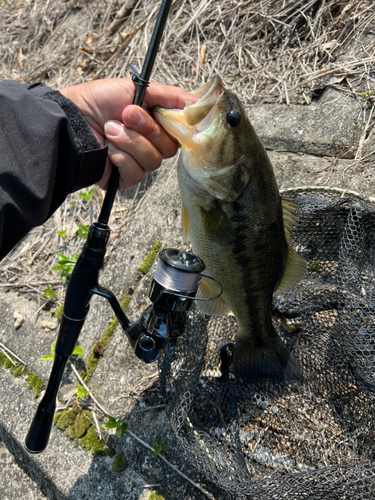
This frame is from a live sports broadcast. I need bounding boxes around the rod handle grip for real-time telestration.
[24,395,57,454]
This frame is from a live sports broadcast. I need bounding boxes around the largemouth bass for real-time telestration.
[153,76,306,383]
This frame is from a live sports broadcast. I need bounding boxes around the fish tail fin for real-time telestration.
[233,333,302,383]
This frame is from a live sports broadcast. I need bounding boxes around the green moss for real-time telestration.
[71,401,81,415]
[0,352,6,366]
[99,319,118,352]
[107,447,116,457]
[11,365,27,377]
[84,295,132,382]
[112,453,128,473]
[120,294,132,312]
[74,410,92,438]
[79,425,106,456]
[85,348,102,383]
[27,373,44,397]
[148,492,165,500]
[53,412,63,425]
[54,304,64,321]
[65,424,77,440]
[3,359,12,369]
[139,242,162,274]
[1,353,28,378]
[54,408,76,431]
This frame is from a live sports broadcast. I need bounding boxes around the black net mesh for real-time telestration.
[159,187,375,499]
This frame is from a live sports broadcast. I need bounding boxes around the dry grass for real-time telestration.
[0,0,374,309]
[1,0,374,100]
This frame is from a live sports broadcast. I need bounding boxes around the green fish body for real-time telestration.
[153,76,305,382]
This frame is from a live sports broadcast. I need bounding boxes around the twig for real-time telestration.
[0,346,16,366]
[0,342,27,366]
[324,158,337,185]
[70,363,109,416]
[355,104,375,160]
[94,22,146,79]
[132,404,165,413]
[0,281,61,288]
[91,410,103,440]
[283,80,290,106]
[127,429,216,500]
[107,0,138,37]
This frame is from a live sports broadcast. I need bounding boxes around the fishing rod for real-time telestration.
[24,0,218,455]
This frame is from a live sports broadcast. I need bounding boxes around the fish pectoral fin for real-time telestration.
[195,277,231,317]
[205,159,250,202]
[278,196,306,295]
[275,247,307,296]
[181,203,191,243]
[201,204,234,244]
[233,334,303,383]
[281,196,298,243]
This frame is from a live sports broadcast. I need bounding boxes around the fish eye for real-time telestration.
[227,110,241,128]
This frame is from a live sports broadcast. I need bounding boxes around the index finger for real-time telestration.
[143,81,198,110]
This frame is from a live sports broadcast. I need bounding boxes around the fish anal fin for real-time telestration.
[181,203,190,243]
[196,277,231,317]
[275,247,306,296]
[201,205,234,244]
[233,334,303,383]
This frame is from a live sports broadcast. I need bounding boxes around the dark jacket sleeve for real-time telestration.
[0,80,107,260]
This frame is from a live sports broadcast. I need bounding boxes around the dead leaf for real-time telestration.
[319,40,339,53]
[66,223,79,238]
[41,320,57,331]
[13,310,24,330]
[94,341,104,357]
[85,33,93,46]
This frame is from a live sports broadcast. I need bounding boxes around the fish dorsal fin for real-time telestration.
[201,204,234,244]
[275,247,307,296]
[281,196,298,244]
[196,277,232,317]
[181,203,190,243]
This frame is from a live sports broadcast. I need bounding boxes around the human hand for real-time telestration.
[60,78,196,190]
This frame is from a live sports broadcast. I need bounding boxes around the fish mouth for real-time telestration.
[153,75,223,148]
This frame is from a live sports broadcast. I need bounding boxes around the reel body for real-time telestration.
[134,249,205,363]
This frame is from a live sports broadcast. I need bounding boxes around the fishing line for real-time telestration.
[154,258,222,301]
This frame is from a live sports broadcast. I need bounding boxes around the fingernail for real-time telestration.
[127,108,144,127]
[106,141,117,154]
[105,120,123,137]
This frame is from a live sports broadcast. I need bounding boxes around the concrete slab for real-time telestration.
[247,87,364,159]
[0,440,48,500]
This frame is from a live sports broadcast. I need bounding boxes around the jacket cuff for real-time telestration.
[26,83,107,191]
